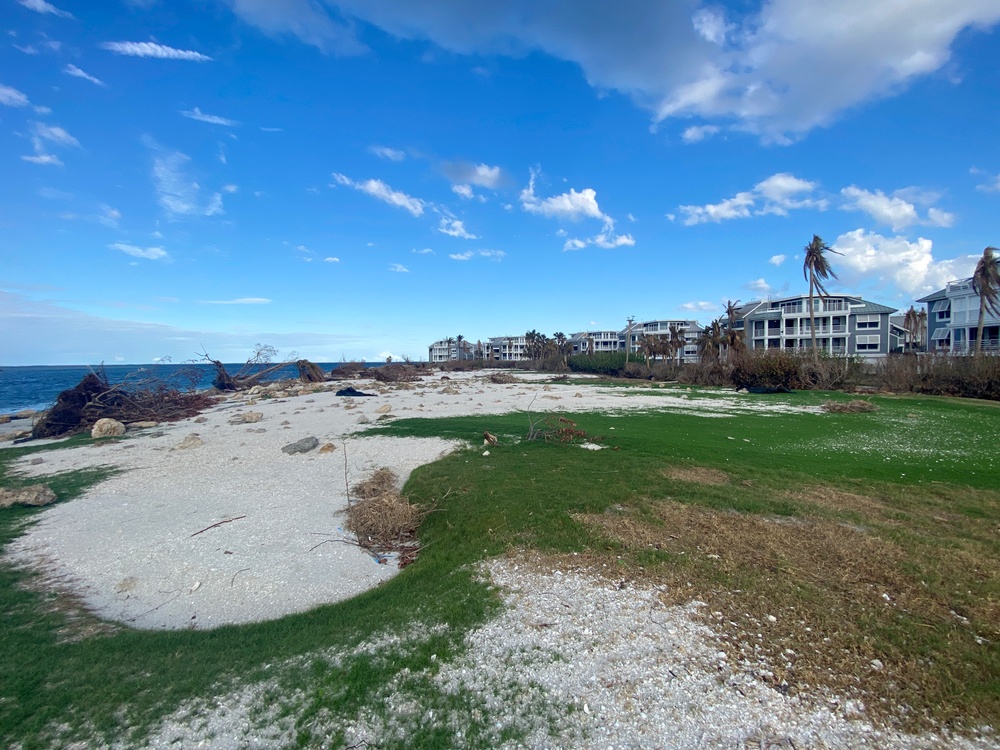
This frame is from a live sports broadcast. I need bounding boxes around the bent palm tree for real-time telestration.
[802,235,841,363]
[972,246,1000,355]
[902,306,919,352]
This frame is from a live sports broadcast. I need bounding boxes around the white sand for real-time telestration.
[3,371,818,630]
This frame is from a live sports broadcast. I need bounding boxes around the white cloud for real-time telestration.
[222,184,239,194]
[388,263,409,272]
[180,107,239,126]
[769,254,786,266]
[202,297,271,305]
[974,171,1000,192]
[680,301,718,312]
[64,64,105,86]
[591,227,635,249]
[840,185,953,231]
[679,172,825,225]
[331,173,426,217]
[832,228,979,297]
[479,249,505,260]
[563,238,587,251]
[449,251,474,261]
[438,218,478,239]
[233,2,1000,140]
[22,154,63,166]
[452,183,474,199]
[33,123,80,149]
[443,161,503,188]
[520,169,609,222]
[450,249,505,261]
[744,278,772,294]
[18,0,73,18]
[412,247,434,254]
[99,205,121,228]
[109,242,169,260]
[0,84,30,107]
[101,41,213,62]
[681,124,720,143]
[370,145,405,161]
[323,257,340,263]
[150,147,225,218]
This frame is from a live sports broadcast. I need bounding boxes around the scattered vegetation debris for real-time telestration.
[663,466,730,485]
[370,363,427,383]
[295,359,328,383]
[200,344,292,391]
[343,468,432,568]
[822,399,879,413]
[483,431,499,446]
[32,369,217,439]
[489,372,518,384]
[526,414,605,444]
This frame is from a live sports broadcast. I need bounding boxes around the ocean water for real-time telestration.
[0,362,382,415]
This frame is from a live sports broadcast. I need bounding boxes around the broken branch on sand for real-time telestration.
[190,515,246,537]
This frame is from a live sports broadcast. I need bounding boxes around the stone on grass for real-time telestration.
[281,436,319,455]
[91,418,126,439]
[0,484,57,508]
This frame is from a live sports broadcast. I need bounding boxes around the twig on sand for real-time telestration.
[190,515,246,537]
[231,568,250,587]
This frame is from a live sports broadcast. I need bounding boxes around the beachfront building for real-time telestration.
[568,330,624,356]
[428,339,475,363]
[731,294,902,359]
[918,278,1000,354]
[482,335,529,361]
[625,319,703,363]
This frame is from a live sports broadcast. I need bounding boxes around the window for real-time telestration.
[855,314,880,330]
[856,334,880,351]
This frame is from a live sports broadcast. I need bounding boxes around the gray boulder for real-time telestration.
[281,436,319,455]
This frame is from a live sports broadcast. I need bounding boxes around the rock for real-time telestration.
[281,436,319,454]
[128,421,159,429]
[172,434,205,451]
[377,414,394,421]
[375,404,392,414]
[91,418,126,439]
[194,416,208,423]
[0,484,57,508]
[30,457,44,465]
[440,386,460,395]
[14,409,36,420]
[0,415,11,425]
[357,415,371,424]
[0,430,31,443]
[229,412,263,425]
[318,443,337,453]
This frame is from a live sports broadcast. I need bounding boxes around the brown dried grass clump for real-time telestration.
[489,371,518,384]
[822,399,879,413]
[345,469,429,561]
[662,465,730,485]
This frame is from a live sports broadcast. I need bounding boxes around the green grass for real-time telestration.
[1,386,999,746]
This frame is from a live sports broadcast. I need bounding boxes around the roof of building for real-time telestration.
[916,288,947,303]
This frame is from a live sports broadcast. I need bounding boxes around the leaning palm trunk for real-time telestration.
[809,280,819,364]
[976,295,987,355]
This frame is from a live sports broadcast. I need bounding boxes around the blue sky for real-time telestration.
[2,0,998,365]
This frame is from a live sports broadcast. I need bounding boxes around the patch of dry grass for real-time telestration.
[345,468,430,566]
[662,465,730,485]
[822,399,879,413]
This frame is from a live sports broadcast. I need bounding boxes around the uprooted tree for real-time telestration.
[32,365,217,439]
[199,343,296,391]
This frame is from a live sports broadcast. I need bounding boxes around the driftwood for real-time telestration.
[200,345,292,391]
[190,515,246,537]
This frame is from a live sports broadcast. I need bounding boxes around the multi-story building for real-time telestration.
[624,319,702,363]
[918,278,1000,353]
[733,294,902,359]
[428,339,476,363]
[482,335,528,361]
[568,330,623,356]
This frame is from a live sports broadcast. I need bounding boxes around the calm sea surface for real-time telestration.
[0,362,382,415]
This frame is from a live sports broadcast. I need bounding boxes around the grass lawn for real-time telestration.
[1,384,998,747]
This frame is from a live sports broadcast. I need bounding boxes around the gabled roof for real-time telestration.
[850,300,897,314]
[916,288,946,303]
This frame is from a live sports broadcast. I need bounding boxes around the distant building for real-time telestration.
[918,277,1000,353]
[732,294,902,359]
[568,330,623,356]
[482,335,528,361]
[625,319,702,363]
[428,339,475,363]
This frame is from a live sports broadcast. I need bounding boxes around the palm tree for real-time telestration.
[902,306,919,353]
[668,324,684,365]
[697,320,723,362]
[445,336,456,361]
[972,246,1000,355]
[586,335,595,357]
[802,235,841,363]
[638,333,658,367]
[553,332,569,365]
[456,334,466,361]
[917,309,927,351]
[722,299,744,360]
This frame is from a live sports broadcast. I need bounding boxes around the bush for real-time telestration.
[567,352,630,376]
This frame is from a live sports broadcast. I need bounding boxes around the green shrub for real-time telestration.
[567,352,630,376]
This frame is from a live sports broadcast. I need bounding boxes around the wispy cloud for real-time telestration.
[201,297,271,305]
[388,263,409,273]
[438,218,478,239]
[744,278,772,294]
[99,205,121,228]
[149,144,225,217]
[0,83,31,107]
[442,161,503,188]
[680,301,718,312]
[769,254,786,266]
[22,154,63,166]
[101,41,213,62]
[448,249,505,262]
[412,247,434,255]
[678,172,827,225]
[323,257,340,263]
[64,64,105,86]
[22,122,80,166]
[109,242,169,260]
[18,0,73,18]
[180,107,239,126]
[681,124,720,143]
[449,251,474,261]
[369,145,405,161]
[331,173,425,217]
